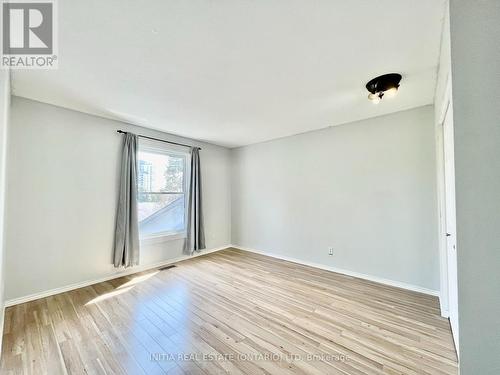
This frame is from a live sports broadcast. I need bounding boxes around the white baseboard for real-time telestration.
[439,299,450,318]
[4,245,230,307]
[231,245,440,297]
[5,244,442,309]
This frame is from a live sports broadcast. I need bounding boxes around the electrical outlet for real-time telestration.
[328,247,334,256]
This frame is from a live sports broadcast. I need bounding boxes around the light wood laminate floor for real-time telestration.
[1,248,458,374]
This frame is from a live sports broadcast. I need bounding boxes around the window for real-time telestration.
[137,142,189,239]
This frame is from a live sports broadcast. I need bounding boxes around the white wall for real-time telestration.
[0,70,10,350]
[4,97,231,301]
[232,106,440,291]
[449,1,500,373]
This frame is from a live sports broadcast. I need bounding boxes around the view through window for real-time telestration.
[137,145,188,238]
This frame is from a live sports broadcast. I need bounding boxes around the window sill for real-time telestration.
[140,232,186,245]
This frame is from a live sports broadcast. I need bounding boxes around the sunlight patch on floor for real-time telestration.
[86,286,134,305]
[118,271,159,289]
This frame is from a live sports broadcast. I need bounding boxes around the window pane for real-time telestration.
[137,151,184,193]
[164,155,184,192]
[138,193,185,237]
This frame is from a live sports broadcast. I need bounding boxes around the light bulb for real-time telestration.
[384,87,398,98]
[368,93,381,104]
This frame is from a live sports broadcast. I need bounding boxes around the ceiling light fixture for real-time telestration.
[366,73,402,103]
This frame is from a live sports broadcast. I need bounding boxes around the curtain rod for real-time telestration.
[116,130,201,150]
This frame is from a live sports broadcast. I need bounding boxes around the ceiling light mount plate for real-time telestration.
[366,73,402,102]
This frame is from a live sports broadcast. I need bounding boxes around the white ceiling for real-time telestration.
[12,0,446,148]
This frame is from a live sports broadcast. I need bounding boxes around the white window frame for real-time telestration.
[137,139,190,243]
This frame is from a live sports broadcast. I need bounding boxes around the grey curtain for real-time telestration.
[184,147,205,254]
[113,133,140,267]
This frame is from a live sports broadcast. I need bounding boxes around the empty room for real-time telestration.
[0,0,498,374]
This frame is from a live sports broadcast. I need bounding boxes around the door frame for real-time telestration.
[436,78,451,318]
[435,77,459,355]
